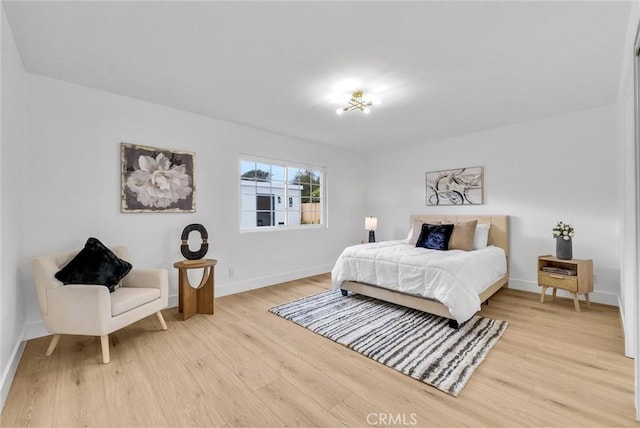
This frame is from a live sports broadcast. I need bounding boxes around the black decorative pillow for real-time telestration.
[55,238,132,292]
[415,223,454,251]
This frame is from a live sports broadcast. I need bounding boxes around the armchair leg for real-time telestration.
[45,334,61,356]
[100,335,110,364]
[156,311,168,331]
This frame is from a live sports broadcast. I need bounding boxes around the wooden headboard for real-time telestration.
[409,214,509,256]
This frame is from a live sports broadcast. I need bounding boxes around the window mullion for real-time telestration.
[283,166,289,226]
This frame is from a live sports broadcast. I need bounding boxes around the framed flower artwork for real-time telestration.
[121,143,195,212]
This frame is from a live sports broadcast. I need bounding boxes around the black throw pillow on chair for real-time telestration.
[55,237,132,292]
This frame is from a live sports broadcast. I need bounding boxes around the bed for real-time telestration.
[331,215,509,328]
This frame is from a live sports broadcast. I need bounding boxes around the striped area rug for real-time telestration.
[269,289,507,397]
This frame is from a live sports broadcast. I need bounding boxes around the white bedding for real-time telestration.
[331,240,507,323]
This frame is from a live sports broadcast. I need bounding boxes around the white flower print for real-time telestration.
[126,153,192,208]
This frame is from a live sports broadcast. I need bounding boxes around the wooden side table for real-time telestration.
[173,259,217,321]
[538,255,593,312]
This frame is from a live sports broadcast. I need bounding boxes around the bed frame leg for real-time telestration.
[448,319,459,329]
[340,289,348,296]
[485,299,489,306]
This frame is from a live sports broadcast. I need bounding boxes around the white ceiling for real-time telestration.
[3,1,631,152]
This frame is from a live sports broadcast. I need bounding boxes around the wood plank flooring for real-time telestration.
[1,273,636,427]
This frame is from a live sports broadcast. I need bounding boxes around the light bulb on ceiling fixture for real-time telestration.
[363,107,370,114]
[336,108,344,115]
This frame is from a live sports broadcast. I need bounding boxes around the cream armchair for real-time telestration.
[32,246,168,364]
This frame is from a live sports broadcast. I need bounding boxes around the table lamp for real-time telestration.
[365,216,378,243]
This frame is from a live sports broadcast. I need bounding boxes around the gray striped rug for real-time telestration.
[269,289,507,397]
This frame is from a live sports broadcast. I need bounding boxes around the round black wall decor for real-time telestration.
[180,224,209,260]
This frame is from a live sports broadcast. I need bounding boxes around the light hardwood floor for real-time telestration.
[1,273,636,427]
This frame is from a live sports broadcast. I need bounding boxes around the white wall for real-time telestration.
[366,105,619,305]
[615,1,639,360]
[615,1,640,419]
[0,4,27,409]
[21,73,366,336]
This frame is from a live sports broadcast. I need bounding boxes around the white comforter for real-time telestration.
[331,240,507,323]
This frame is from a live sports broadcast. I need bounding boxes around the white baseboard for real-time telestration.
[618,293,635,358]
[507,278,620,306]
[165,264,333,308]
[218,264,333,297]
[168,293,178,309]
[1,328,26,412]
[23,320,49,341]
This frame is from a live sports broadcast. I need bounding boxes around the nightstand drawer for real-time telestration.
[538,272,578,291]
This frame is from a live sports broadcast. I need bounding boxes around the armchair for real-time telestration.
[32,246,168,364]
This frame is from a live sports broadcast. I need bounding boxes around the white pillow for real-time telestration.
[408,219,425,245]
[406,226,413,241]
[473,223,490,250]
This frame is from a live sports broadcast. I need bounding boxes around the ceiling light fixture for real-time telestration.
[335,90,378,115]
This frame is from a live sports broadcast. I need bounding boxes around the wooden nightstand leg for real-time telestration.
[552,288,557,301]
[540,286,547,303]
[571,292,581,312]
[584,293,591,308]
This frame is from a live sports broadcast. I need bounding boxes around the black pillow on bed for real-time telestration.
[415,223,454,251]
[54,237,132,293]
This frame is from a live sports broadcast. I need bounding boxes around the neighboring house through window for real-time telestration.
[240,156,325,230]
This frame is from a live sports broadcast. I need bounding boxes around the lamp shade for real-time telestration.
[365,216,378,231]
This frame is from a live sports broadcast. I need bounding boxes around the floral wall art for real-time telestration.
[121,143,195,212]
[425,166,483,206]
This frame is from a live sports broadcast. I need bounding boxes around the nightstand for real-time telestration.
[538,255,593,312]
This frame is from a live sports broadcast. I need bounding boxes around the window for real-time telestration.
[240,156,325,230]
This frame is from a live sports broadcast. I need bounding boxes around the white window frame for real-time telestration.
[239,155,326,232]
